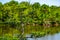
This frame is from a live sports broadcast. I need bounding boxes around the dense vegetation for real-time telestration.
[0,0,60,40]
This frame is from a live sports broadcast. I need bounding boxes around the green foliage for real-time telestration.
[0,33,19,40]
[0,0,60,39]
[0,0,60,26]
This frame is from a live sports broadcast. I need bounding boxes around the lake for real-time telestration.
[27,33,60,40]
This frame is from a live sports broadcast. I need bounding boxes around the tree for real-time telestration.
[41,4,51,28]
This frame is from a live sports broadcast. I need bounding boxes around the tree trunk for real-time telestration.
[55,22,59,27]
[21,23,24,35]
[43,20,51,29]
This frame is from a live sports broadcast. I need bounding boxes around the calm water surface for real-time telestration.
[27,33,60,40]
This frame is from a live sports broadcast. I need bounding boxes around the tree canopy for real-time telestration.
[0,0,60,27]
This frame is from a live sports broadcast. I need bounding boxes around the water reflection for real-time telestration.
[27,33,60,40]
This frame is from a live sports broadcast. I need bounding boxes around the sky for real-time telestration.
[0,0,60,6]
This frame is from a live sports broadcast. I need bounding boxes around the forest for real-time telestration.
[0,0,60,40]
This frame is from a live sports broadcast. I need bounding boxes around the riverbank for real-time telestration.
[0,26,60,38]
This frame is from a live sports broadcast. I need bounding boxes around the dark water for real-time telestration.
[27,33,60,40]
